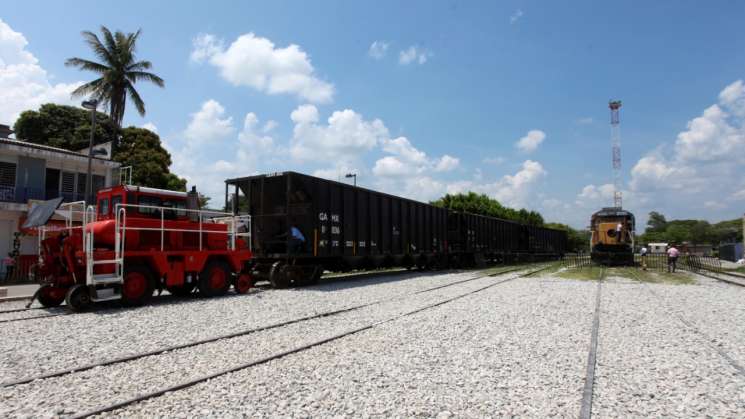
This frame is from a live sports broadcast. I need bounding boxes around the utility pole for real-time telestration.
[82,99,99,205]
[609,100,623,208]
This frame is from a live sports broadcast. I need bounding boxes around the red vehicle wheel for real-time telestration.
[37,285,66,308]
[234,273,252,294]
[122,265,154,306]
[198,260,231,297]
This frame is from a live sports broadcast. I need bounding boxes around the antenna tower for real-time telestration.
[609,100,622,208]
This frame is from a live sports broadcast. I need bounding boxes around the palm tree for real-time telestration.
[66,26,164,128]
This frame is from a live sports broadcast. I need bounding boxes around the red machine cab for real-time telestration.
[34,185,253,311]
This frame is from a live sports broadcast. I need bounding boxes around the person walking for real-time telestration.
[667,244,680,273]
[288,224,306,254]
[3,253,15,282]
[640,245,648,271]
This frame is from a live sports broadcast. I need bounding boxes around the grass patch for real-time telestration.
[557,266,605,281]
[620,267,695,285]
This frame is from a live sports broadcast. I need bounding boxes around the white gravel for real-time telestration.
[0,269,488,383]
[99,275,596,418]
[0,270,530,418]
[593,281,745,418]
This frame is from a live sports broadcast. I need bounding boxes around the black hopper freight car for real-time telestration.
[225,172,566,287]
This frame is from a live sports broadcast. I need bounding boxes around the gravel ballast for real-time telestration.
[100,276,597,418]
[593,282,745,418]
[1,272,531,418]
[0,269,490,382]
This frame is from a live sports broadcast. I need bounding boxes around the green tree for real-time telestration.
[66,26,164,128]
[431,192,544,226]
[13,104,118,150]
[545,222,590,252]
[646,211,668,232]
[113,127,186,190]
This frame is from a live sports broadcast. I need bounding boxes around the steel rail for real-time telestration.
[2,263,546,387]
[66,263,553,419]
[632,270,745,378]
[579,266,605,419]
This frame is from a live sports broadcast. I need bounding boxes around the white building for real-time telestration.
[0,125,120,277]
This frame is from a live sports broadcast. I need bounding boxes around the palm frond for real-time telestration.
[64,57,109,74]
[100,26,118,59]
[126,60,152,71]
[70,78,105,96]
[126,71,165,87]
[125,83,146,116]
[80,30,113,64]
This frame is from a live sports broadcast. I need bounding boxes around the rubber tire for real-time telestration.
[234,273,253,294]
[37,285,65,308]
[65,284,91,312]
[122,265,155,306]
[198,260,232,297]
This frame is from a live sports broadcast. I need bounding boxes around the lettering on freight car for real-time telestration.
[321,225,327,233]
[319,212,328,221]
[358,241,366,248]
[392,226,400,236]
[371,241,377,247]
[331,226,341,235]
[332,240,339,247]
[346,241,354,247]
[319,240,328,247]
[331,214,340,223]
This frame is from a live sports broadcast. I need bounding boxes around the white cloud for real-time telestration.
[719,79,745,117]
[141,122,158,133]
[576,117,593,125]
[372,156,416,177]
[627,79,745,224]
[191,32,334,103]
[515,129,546,153]
[368,41,389,59]
[510,9,524,24]
[262,120,278,133]
[435,155,459,172]
[239,112,275,151]
[290,104,388,163]
[183,99,234,143]
[442,160,547,208]
[0,18,82,125]
[399,46,431,65]
[380,137,428,165]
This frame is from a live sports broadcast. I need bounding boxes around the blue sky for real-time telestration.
[2,1,745,229]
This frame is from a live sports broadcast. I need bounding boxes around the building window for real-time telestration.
[61,172,75,200]
[0,162,16,201]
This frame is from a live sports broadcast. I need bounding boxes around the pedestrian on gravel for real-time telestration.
[640,245,648,271]
[667,244,680,273]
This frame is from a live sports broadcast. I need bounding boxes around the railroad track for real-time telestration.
[691,267,745,287]
[632,269,745,379]
[0,263,544,324]
[579,265,605,419]
[2,263,553,418]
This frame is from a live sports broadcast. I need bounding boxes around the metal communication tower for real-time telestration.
[609,100,622,208]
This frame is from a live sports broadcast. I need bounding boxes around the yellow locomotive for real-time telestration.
[590,207,635,265]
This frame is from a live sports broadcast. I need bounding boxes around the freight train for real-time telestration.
[30,171,567,310]
[590,207,635,265]
[225,172,567,287]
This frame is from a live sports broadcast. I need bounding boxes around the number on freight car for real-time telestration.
[358,241,366,248]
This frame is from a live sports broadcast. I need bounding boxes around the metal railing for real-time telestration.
[83,203,252,285]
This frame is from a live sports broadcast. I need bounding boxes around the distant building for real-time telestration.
[648,242,668,254]
[0,124,120,278]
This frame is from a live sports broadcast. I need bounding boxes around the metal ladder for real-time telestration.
[84,205,125,301]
